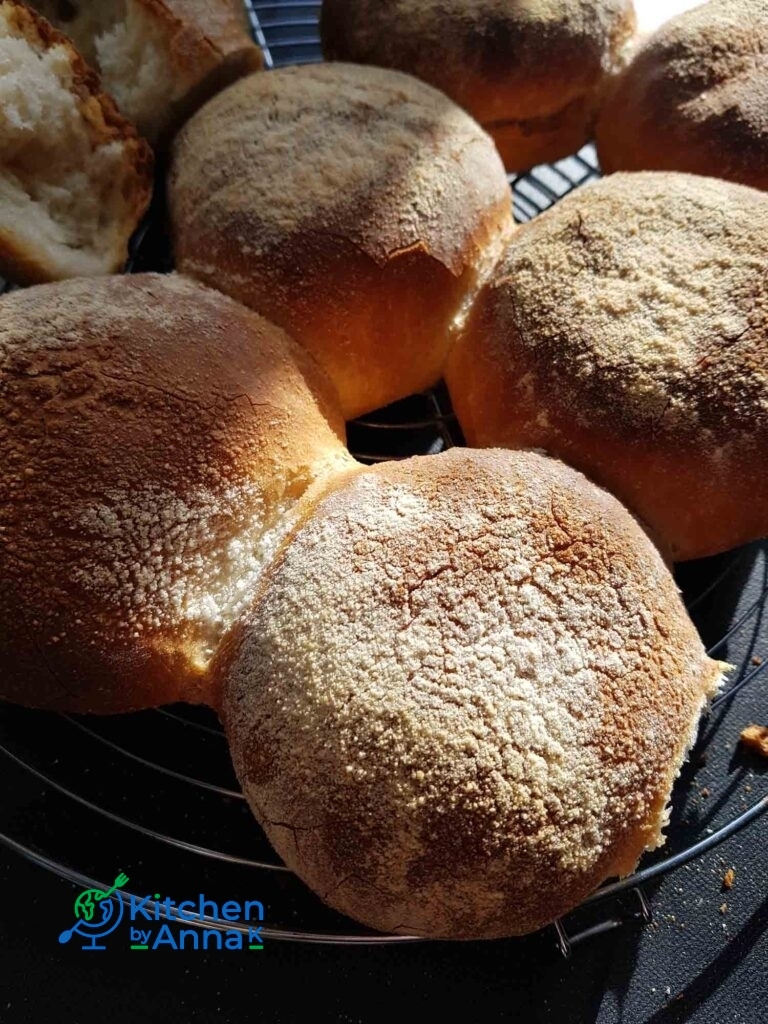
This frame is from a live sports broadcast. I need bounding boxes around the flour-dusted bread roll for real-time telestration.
[169,63,513,420]
[220,448,724,939]
[31,0,262,144]
[321,0,636,171]
[0,274,352,714]
[446,172,768,562]
[596,0,768,191]
[0,1,152,284]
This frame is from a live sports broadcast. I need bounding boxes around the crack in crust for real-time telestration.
[168,62,513,419]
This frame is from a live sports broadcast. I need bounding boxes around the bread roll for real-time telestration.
[596,0,768,191]
[0,1,152,284]
[31,0,262,144]
[220,448,723,939]
[0,274,351,714]
[169,63,513,420]
[446,171,768,562]
[320,0,636,171]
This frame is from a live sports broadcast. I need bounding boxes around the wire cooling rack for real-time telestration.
[1,0,767,959]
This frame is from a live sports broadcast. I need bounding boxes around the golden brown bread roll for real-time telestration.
[446,171,768,562]
[168,62,513,420]
[0,1,152,284]
[31,0,263,144]
[219,447,724,939]
[596,0,768,191]
[0,273,351,714]
[320,0,636,171]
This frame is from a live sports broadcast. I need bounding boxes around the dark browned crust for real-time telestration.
[321,0,636,169]
[485,94,598,171]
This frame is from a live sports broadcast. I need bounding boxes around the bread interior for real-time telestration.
[34,0,177,140]
[0,11,133,276]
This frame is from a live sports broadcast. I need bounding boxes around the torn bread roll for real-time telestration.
[0,1,152,283]
[31,0,263,144]
[220,448,724,939]
[320,0,636,171]
[446,171,768,562]
[169,63,513,419]
[0,273,352,714]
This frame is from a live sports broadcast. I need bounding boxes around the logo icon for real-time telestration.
[59,871,129,950]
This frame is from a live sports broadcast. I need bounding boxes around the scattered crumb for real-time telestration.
[720,903,728,914]
[751,656,763,666]
[700,787,710,798]
[723,868,735,890]
[740,724,768,757]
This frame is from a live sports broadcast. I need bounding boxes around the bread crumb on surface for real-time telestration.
[722,868,735,890]
[740,725,768,758]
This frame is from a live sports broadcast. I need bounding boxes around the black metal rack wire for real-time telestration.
[0,0,767,959]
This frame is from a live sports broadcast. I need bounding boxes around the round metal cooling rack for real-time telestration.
[1,0,767,959]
